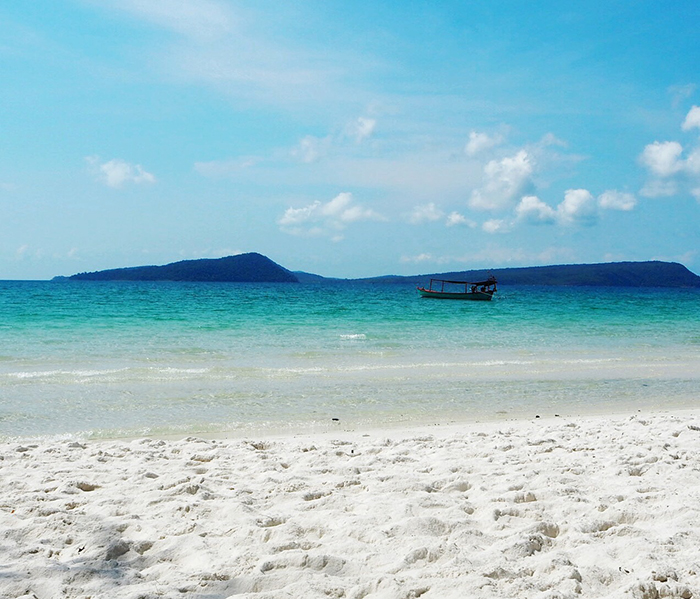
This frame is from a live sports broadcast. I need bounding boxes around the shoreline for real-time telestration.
[5,390,699,445]
[2,405,700,598]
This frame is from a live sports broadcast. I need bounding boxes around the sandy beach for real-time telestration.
[2,410,699,598]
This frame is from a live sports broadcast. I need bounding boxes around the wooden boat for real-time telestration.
[417,276,497,301]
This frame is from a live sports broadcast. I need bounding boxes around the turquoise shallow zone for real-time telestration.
[1,280,699,440]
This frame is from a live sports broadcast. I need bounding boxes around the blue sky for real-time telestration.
[2,0,700,279]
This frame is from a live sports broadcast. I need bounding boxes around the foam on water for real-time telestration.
[1,280,698,439]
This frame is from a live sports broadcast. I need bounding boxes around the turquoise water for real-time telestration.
[1,280,699,440]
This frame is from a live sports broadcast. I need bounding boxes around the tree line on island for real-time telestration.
[61,252,700,288]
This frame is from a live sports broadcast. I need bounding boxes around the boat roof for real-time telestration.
[430,276,496,286]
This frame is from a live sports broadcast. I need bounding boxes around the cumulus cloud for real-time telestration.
[86,156,156,188]
[465,131,503,157]
[639,141,684,177]
[494,188,634,232]
[557,189,598,226]
[469,150,533,211]
[639,106,700,199]
[445,212,477,228]
[598,190,637,211]
[515,195,557,224]
[482,219,511,234]
[278,192,384,239]
[407,202,444,224]
[681,105,700,132]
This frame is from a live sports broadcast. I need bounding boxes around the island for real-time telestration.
[68,253,299,283]
[350,261,700,288]
[62,256,700,288]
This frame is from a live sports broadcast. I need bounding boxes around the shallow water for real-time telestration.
[1,280,699,439]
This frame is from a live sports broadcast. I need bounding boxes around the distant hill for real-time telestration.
[69,253,299,283]
[357,261,700,288]
[64,256,700,287]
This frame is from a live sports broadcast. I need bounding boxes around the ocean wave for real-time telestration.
[7,368,129,380]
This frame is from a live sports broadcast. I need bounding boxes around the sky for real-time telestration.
[2,0,700,279]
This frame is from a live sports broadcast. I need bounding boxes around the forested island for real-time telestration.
[68,253,298,283]
[61,255,700,287]
[355,261,700,288]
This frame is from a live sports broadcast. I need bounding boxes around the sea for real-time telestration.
[1,280,699,441]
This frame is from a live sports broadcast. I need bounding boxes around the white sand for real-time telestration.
[2,411,700,599]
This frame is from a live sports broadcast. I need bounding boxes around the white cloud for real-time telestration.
[490,189,634,232]
[465,131,503,157]
[639,107,700,199]
[681,105,700,132]
[640,179,678,198]
[445,212,477,228]
[469,150,533,211]
[639,141,684,177]
[346,117,376,143]
[407,202,443,224]
[538,132,567,148]
[278,192,384,238]
[515,195,557,224]
[291,135,332,164]
[482,219,511,234]
[685,148,700,174]
[557,189,598,225]
[290,116,377,164]
[598,190,637,211]
[86,156,156,188]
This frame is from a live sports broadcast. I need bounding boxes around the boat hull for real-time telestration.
[417,288,494,301]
